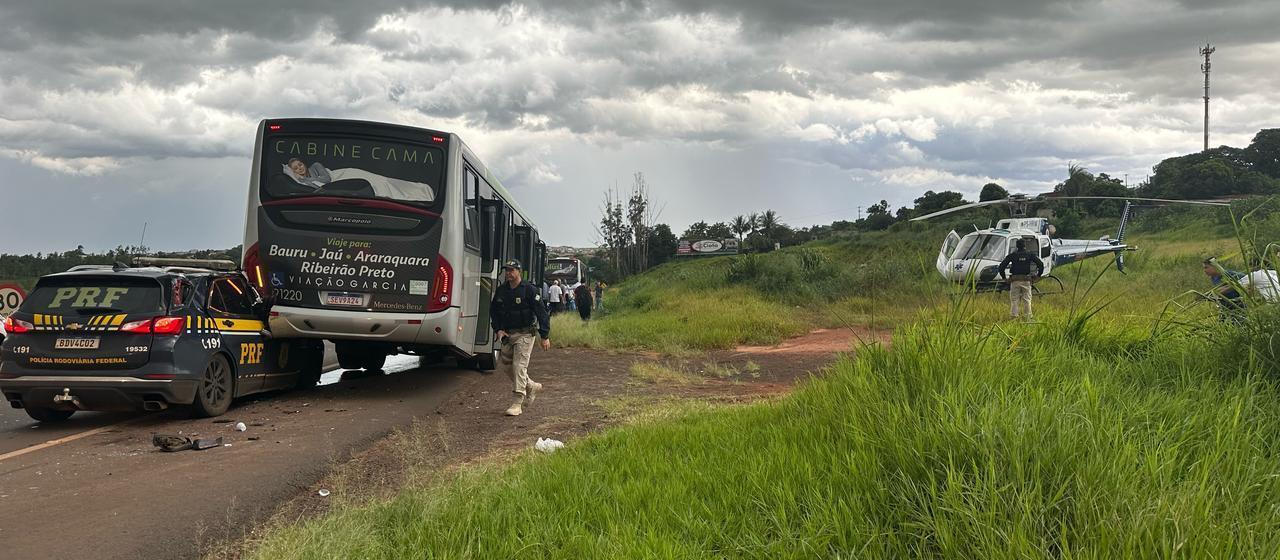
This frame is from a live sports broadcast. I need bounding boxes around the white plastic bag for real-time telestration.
[534,437,565,453]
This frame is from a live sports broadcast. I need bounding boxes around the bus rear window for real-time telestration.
[262,136,445,207]
[21,277,165,315]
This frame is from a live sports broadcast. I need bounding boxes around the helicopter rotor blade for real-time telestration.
[1034,196,1230,207]
[909,199,1010,222]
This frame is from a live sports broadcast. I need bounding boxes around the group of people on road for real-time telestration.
[542,279,606,322]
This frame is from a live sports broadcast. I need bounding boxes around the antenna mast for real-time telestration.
[1199,43,1215,152]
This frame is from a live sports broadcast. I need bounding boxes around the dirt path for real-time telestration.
[0,328,880,560]
[222,328,880,558]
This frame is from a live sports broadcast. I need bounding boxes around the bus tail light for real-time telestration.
[426,256,452,313]
[244,243,270,297]
[4,316,32,334]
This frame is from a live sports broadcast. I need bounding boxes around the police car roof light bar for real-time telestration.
[132,257,238,271]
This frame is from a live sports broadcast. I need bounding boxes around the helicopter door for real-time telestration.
[936,230,961,275]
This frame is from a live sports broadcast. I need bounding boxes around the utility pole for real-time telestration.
[1200,43,1215,152]
[856,206,863,221]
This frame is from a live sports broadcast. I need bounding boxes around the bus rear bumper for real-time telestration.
[267,305,461,346]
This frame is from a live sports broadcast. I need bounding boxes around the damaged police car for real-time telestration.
[0,258,323,422]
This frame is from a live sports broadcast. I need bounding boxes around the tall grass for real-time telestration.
[245,203,1280,559]
[250,312,1280,559]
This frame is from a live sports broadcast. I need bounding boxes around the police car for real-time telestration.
[0,258,323,422]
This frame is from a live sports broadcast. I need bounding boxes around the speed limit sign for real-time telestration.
[0,283,26,317]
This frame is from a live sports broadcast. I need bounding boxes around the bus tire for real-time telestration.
[335,342,363,370]
[362,351,387,372]
[475,349,497,372]
[294,342,324,390]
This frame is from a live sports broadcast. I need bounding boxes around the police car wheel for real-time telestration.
[25,406,75,423]
[191,355,234,418]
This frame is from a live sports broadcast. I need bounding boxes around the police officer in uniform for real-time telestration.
[997,238,1045,320]
[490,260,551,416]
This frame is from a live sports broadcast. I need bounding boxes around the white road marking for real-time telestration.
[0,416,146,463]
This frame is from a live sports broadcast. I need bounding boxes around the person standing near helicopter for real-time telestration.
[998,238,1045,320]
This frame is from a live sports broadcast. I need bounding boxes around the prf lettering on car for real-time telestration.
[46,287,130,308]
[240,342,265,365]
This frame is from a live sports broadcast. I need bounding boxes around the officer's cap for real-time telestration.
[502,259,522,270]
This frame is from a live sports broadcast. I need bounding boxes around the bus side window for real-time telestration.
[463,168,480,251]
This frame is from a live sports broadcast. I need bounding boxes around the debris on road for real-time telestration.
[152,434,223,452]
[234,422,247,432]
[534,437,565,453]
[317,489,331,497]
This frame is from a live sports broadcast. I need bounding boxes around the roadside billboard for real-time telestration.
[676,238,739,256]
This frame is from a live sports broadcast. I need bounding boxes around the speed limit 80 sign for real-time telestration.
[0,283,26,317]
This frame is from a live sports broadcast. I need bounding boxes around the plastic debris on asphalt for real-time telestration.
[534,437,565,453]
[234,422,247,432]
[318,489,331,497]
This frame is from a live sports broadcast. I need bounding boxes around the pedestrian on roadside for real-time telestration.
[548,279,563,314]
[1203,257,1247,324]
[997,238,1045,321]
[574,282,594,321]
[566,283,576,312]
[595,280,606,310]
[490,260,551,416]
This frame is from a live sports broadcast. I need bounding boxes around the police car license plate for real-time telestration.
[55,337,100,349]
[325,293,364,307]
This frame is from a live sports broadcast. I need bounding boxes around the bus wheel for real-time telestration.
[335,342,363,370]
[294,342,324,390]
[475,349,498,372]
[362,350,387,372]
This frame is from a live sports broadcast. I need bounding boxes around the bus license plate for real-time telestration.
[326,293,364,307]
[55,338,100,350]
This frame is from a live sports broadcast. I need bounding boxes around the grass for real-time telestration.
[242,200,1280,559]
[248,311,1280,559]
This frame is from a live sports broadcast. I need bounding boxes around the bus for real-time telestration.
[545,256,584,286]
[241,118,546,371]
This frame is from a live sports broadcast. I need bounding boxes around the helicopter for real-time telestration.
[910,194,1230,291]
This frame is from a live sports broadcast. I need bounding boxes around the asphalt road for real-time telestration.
[0,345,475,560]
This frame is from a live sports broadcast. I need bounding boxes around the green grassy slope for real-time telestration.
[246,203,1280,559]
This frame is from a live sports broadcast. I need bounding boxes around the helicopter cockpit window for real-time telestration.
[952,234,1009,262]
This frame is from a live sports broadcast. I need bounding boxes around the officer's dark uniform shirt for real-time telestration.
[491,280,551,339]
[997,249,1045,279]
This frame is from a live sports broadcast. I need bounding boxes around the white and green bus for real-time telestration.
[241,119,546,371]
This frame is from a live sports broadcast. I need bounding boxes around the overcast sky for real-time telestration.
[1,0,1277,253]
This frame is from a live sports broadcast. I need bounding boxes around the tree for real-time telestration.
[731,215,752,241]
[979,183,1009,201]
[747,212,760,235]
[912,190,968,216]
[758,210,780,241]
[646,224,678,267]
[681,221,711,240]
[1246,128,1280,178]
[706,222,733,240]
[861,200,895,231]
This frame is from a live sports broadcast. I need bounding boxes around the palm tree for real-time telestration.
[747,212,760,236]
[759,210,780,241]
[731,215,751,241]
